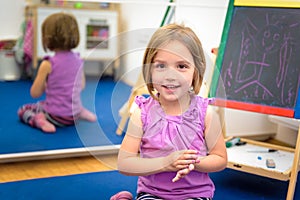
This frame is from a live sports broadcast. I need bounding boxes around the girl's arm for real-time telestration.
[117,104,199,176]
[30,60,51,98]
[194,105,228,172]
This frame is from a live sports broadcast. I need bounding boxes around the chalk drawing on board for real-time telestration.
[215,7,300,112]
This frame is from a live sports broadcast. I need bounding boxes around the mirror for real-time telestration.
[0,0,230,162]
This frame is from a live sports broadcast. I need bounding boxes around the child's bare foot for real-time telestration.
[79,108,97,122]
[34,113,56,133]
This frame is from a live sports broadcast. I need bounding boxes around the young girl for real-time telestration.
[18,13,96,133]
[112,23,227,200]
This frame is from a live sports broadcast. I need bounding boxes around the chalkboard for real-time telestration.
[210,0,300,119]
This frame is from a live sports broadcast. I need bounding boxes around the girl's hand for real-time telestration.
[166,150,200,172]
[172,163,195,182]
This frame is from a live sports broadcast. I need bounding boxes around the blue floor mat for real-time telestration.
[0,170,138,200]
[0,168,298,200]
[0,77,131,154]
[210,168,300,200]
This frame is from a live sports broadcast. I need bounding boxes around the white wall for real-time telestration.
[0,0,25,40]
[119,0,229,86]
[118,1,168,85]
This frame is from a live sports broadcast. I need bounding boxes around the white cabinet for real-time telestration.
[29,5,119,68]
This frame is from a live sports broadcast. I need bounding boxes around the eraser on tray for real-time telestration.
[266,159,276,168]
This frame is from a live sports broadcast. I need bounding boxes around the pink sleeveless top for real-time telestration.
[43,51,83,116]
[136,95,215,199]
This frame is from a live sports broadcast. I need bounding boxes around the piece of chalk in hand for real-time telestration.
[172,173,180,182]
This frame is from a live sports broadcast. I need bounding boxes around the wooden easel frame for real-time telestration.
[210,1,300,199]
[116,72,148,135]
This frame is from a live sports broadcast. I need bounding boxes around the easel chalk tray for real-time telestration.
[227,139,295,180]
[225,135,300,200]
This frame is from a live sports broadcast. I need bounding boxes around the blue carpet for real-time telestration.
[0,77,131,154]
[0,170,138,200]
[210,168,300,200]
[0,168,298,200]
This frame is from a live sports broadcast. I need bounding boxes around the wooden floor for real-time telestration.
[0,138,292,184]
[0,154,118,183]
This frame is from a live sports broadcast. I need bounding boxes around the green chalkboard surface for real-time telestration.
[210,1,300,118]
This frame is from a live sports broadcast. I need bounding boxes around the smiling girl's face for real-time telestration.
[151,40,195,105]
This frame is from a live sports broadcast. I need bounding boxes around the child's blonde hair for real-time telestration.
[42,12,80,52]
[142,23,206,99]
